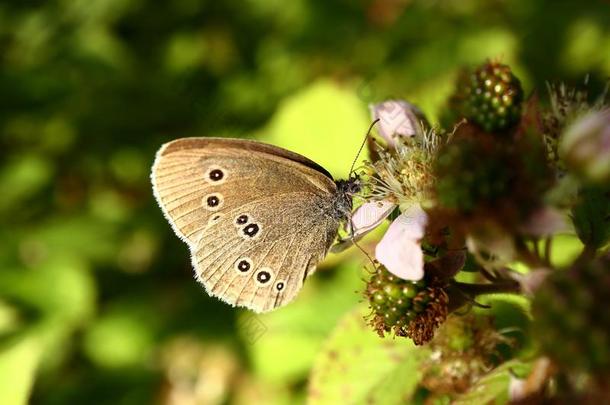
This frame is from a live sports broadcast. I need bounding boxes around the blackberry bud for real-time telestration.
[433,122,551,229]
[401,284,418,299]
[373,292,385,304]
[421,314,512,395]
[383,284,402,301]
[532,254,610,377]
[451,60,523,133]
[395,298,410,309]
[434,131,513,214]
[365,266,448,345]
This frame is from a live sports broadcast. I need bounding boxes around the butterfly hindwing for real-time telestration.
[192,193,338,312]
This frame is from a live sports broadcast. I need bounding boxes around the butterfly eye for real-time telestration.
[204,193,224,211]
[205,166,227,184]
[234,258,252,274]
[207,213,224,228]
[255,268,273,286]
[234,214,249,226]
[207,196,219,206]
[209,169,224,181]
[242,223,260,238]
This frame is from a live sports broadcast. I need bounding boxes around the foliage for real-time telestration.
[357,53,610,401]
[309,305,422,405]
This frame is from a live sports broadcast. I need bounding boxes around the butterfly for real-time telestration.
[151,137,361,312]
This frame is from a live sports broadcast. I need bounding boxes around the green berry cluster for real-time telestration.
[532,255,610,374]
[366,267,429,335]
[458,61,523,132]
[421,314,511,394]
[434,133,513,214]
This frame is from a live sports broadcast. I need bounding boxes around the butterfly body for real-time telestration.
[151,137,359,312]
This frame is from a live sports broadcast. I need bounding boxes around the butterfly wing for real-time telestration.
[151,137,341,312]
[152,137,336,245]
[192,192,339,312]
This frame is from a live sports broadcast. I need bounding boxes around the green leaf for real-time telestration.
[0,154,52,213]
[20,216,119,263]
[571,186,610,250]
[0,334,44,405]
[475,295,533,360]
[308,305,422,405]
[260,80,369,179]
[83,307,155,369]
[0,258,97,373]
[453,359,531,405]
[549,234,583,267]
[241,262,363,383]
[0,258,96,326]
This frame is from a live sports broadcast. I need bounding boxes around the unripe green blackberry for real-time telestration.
[456,61,523,133]
[421,314,511,395]
[365,267,448,345]
[434,131,513,214]
[366,267,423,329]
[433,124,551,229]
[532,255,610,375]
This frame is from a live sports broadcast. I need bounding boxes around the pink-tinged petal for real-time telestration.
[560,109,610,183]
[351,200,397,238]
[375,204,427,281]
[520,207,572,236]
[369,100,428,146]
[508,358,552,401]
[510,268,552,296]
[508,376,528,402]
[331,200,396,253]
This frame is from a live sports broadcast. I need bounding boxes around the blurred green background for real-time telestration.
[1,0,609,404]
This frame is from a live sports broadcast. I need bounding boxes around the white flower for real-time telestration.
[508,358,552,401]
[369,100,428,147]
[519,207,572,236]
[350,200,397,239]
[560,109,610,183]
[349,201,427,281]
[375,204,427,281]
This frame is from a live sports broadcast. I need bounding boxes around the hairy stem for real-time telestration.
[452,280,521,296]
[447,279,522,312]
[514,236,548,269]
[543,236,553,266]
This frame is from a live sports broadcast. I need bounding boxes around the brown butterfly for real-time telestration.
[151,137,360,312]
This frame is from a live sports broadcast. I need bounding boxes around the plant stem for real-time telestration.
[543,236,553,266]
[514,236,547,269]
[447,279,522,312]
[452,280,521,296]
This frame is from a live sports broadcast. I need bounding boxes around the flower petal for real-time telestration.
[510,268,552,296]
[369,100,428,146]
[519,207,573,236]
[350,200,397,238]
[331,200,396,253]
[375,204,427,280]
[560,109,610,183]
[508,358,553,401]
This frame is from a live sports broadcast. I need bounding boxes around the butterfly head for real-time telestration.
[333,176,361,220]
[337,175,362,195]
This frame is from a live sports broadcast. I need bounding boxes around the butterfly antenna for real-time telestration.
[349,118,380,177]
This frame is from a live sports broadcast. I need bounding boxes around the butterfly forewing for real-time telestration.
[151,137,341,312]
